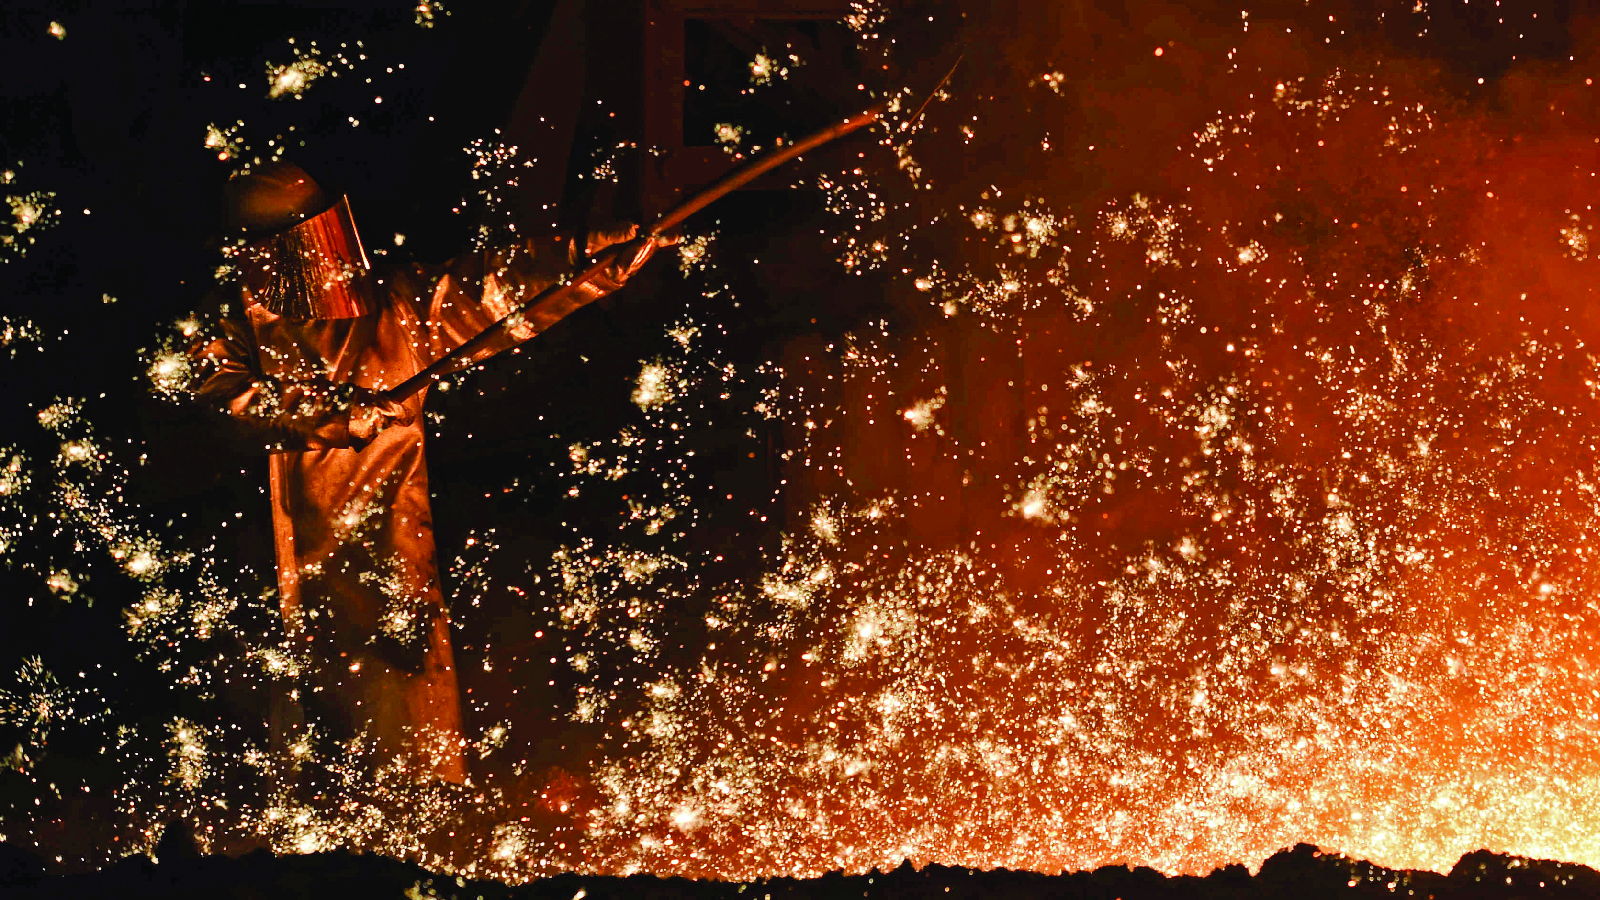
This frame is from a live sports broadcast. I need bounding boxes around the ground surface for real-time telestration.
[4,841,1599,899]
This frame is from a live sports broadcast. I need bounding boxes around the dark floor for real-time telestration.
[5,840,1599,900]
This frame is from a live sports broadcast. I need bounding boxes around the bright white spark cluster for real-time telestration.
[2,172,59,262]
[265,40,333,100]
[415,0,449,29]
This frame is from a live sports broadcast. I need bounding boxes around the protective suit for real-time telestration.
[193,163,657,782]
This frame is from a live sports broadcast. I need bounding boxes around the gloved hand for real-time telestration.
[587,222,680,257]
[586,222,641,257]
[599,232,680,286]
[348,385,414,444]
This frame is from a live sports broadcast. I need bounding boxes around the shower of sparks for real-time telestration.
[900,389,945,433]
[844,2,887,37]
[676,233,714,276]
[749,51,801,87]
[713,123,744,154]
[499,2,1600,879]
[462,135,527,249]
[263,39,361,101]
[266,55,327,100]
[0,657,105,751]
[631,361,679,411]
[204,122,243,161]
[8,0,1600,887]
[0,316,44,357]
[415,0,449,29]
[3,189,59,261]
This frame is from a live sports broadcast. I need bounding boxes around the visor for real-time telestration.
[237,196,373,320]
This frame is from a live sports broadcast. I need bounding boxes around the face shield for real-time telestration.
[236,196,374,320]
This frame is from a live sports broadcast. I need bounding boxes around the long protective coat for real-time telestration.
[195,234,627,782]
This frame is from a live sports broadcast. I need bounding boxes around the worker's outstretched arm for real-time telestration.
[398,226,665,375]
[190,308,409,451]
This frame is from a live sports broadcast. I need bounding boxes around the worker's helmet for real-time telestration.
[222,161,373,320]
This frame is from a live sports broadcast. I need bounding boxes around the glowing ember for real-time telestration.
[631,361,678,410]
[266,55,327,100]
[415,0,448,29]
[713,123,744,154]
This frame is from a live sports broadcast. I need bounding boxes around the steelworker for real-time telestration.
[194,161,664,783]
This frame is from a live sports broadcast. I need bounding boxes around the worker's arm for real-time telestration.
[189,308,408,451]
[399,226,663,374]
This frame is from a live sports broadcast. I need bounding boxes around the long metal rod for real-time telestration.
[902,52,962,132]
[383,107,883,403]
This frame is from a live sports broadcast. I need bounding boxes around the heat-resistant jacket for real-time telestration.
[194,233,641,782]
